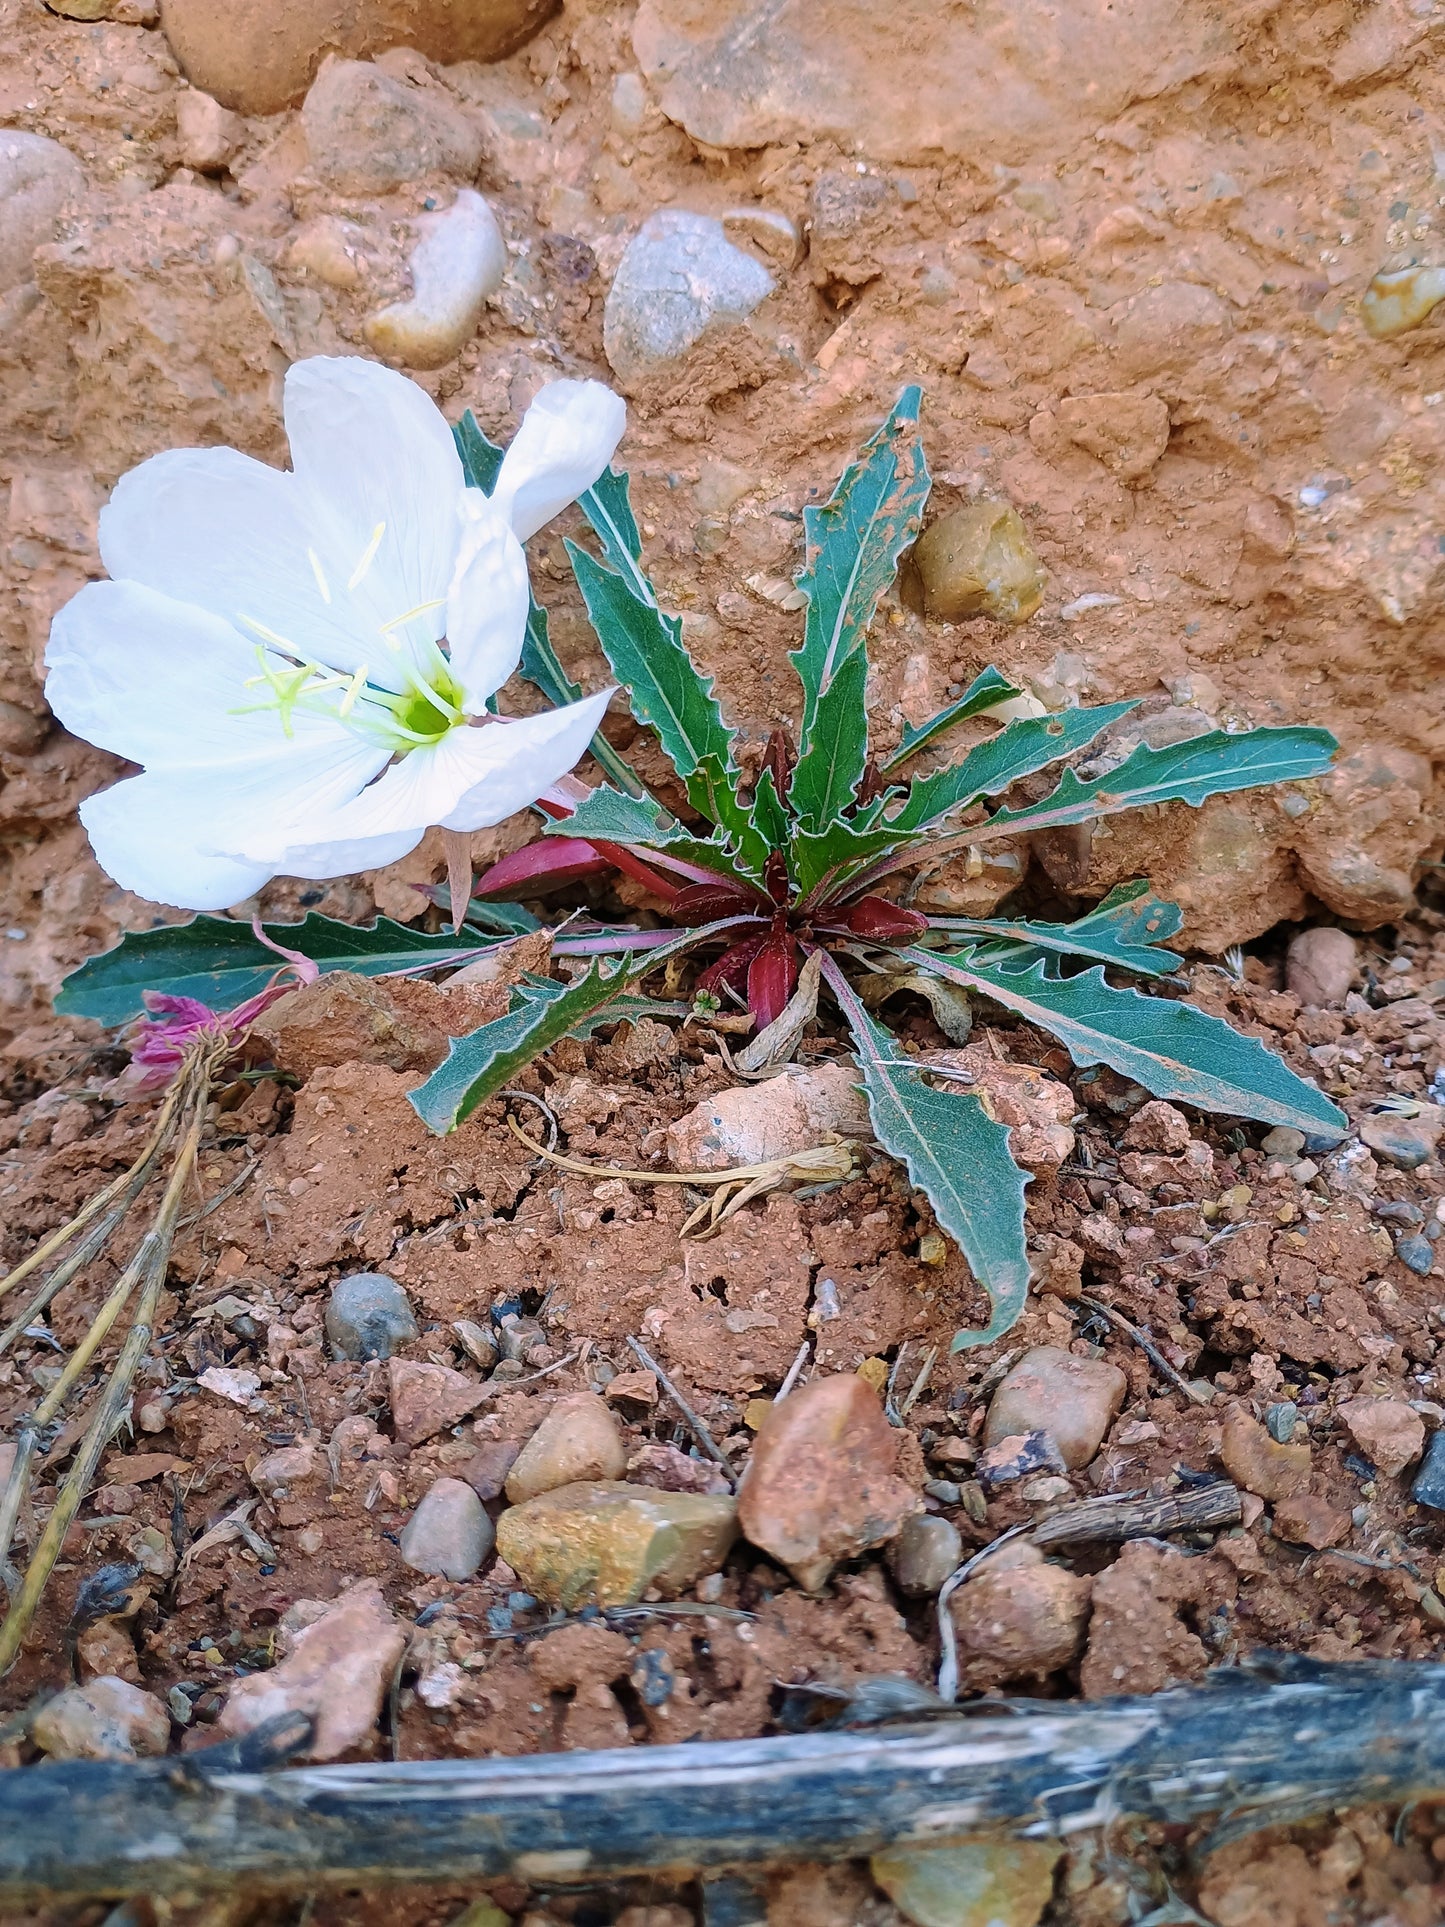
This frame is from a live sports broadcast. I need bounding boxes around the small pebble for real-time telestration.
[33,1678,170,1761]
[1339,1397,1424,1478]
[167,1685,193,1725]
[1265,1401,1300,1444]
[365,189,506,371]
[1411,1428,1445,1509]
[984,1347,1126,1470]
[1286,926,1356,1006]
[603,208,775,391]
[1361,263,1445,338]
[399,1477,493,1581]
[922,1477,961,1507]
[911,500,1045,626]
[886,1514,963,1597]
[872,1839,1062,1927]
[1261,1126,1306,1158]
[505,1393,627,1504]
[1359,1110,1443,1171]
[326,1272,418,1361]
[1397,1234,1436,1277]
[497,1481,737,1609]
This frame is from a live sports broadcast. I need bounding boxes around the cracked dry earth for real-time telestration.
[4,0,1445,1921]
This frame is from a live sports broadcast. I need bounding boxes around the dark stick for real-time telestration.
[4,1660,1445,1901]
[626,1335,737,1485]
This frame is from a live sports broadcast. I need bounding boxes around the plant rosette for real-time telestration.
[61,387,1347,1349]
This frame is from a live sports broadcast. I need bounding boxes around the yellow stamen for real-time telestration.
[307,547,332,605]
[348,522,386,591]
[338,666,368,718]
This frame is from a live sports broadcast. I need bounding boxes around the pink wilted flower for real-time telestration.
[120,928,318,1091]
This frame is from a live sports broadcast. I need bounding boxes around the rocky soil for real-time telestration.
[4,0,1445,1923]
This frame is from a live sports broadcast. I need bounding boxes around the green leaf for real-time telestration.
[748,765,790,864]
[547,786,746,880]
[410,961,633,1132]
[453,409,504,492]
[924,881,1184,979]
[410,923,727,1131]
[826,963,1032,1349]
[906,947,1348,1135]
[453,413,643,794]
[568,541,747,842]
[792,815,916,902]
[883,666,1019,771]
[56,915,499,1028]
[982,726,1339,837]
[791,388,931,832]
[893,701,1138,833]
[578,466,645,587]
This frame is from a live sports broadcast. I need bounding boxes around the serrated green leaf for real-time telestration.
[924,881,1184,979]
[546,786,745,879]
[568,542,745,833]
[578,466,645,583]
[827,964,1031,1348]
[452,413,642,792]
[883,666,1020,771]
[411,923,732,1131]
[411,961,632,1132]
[793,816,916,902]
[791,389,931,832]
[982,726,1338,838]
[56,915,499,1028]
[893,701,1138,833]
[748,765,790,865]
[905,947,1348,1135]
[454,409,505,492]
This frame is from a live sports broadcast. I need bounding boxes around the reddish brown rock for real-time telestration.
[922,1049,1076,1170]
[1122,1100,1193,1154]
[626,1440,731,1495]
[459,1438,521,1501]
[950,1542,1091,1689]
[32,1678,170,1761]
[251,971,506,1080]
[388,1358,487,1446]
[1217,1405,1311,1501]
[983,1347,1127,1471]
[217,1583,405,1761]
[736,1375,921,1591]
[1338,1397,1425,1478]
[1080,1542,1234,1698]
[1272,1491,1349,1550]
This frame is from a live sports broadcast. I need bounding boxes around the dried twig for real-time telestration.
[774,1341,811,1404]
[936,1522,1033,1701]
[1078,1294,1211,1407]
[1031,1482,1242,1549]
[626,1336,737,1487]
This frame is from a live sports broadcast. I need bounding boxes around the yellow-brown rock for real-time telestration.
[736,1375,920,1592]
[911,501,1045,625]
[159,0,559,117]
[1218,1405,1310,1501]
[496,1481,737,1608]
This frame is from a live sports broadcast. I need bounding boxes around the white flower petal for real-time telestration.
[445,499,530,708]
[46,580,355,770]
[284,357,464,663]
[82,774,275,913]
[258,827,427,882]
[492,380,626,542]
[97,446,419,689]
[439,689,614,832]
[81,729,392,912]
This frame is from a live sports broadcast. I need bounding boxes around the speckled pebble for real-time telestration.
[326,1272,418,1361]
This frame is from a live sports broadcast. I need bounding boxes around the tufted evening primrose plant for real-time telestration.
[44,356,624,913]
[60,387,1349,1350]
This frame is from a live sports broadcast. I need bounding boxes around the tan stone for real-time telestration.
[912,500,1045,625]
[1272,1491,1348,1550]
[667,1060,870,1172]
[300,56,484,195]
[872,1838,1063,1927]
[736,1374,920,1591]
[496,1481,738,1609]
[949,1543,1091,1688]
[32,1678,170,1761]
[1338,1397,1425,1479]
[505,1394,627,1504]
[1286,927,1357,1006]
[218,1582,406,1761]
[984,1347,1126,1471]
[159,0,558,116]
[251,970,506,1079]
[1057,390,1171,483]
[175,90,244,172]
[1217,1405,1310,1501]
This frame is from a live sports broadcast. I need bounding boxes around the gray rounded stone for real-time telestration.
[886,1514,963,1597]
[325,1272,418,1361]
[0,132,86,294]
[399,1477,493,1580]
[602,208,774,387]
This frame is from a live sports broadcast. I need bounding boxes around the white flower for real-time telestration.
[45,357,626,912]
